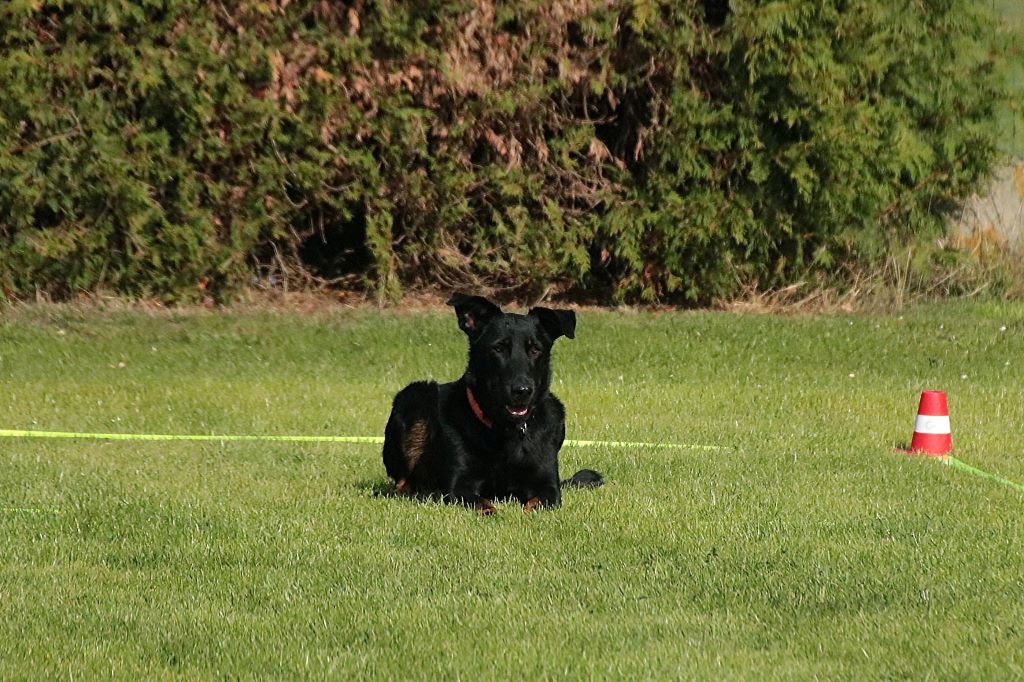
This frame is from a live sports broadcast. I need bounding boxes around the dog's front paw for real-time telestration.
[523,497,542,513]
[475,499,498,516]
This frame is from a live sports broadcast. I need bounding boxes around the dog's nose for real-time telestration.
[511,385,532,401]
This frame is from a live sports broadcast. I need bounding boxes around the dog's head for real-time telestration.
[447,293,575,428]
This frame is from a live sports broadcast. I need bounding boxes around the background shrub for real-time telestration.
[0,0,1014,303]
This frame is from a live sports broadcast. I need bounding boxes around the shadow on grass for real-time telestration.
[354,479,402,499]
[353,479,444,506]
[352,479,523,515]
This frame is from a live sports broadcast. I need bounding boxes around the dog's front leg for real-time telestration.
[446,476,497,516]
[521,481,561,512]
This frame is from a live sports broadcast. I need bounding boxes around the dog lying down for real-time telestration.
[382,293,603,514]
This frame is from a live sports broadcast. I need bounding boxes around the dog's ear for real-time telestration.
[529,306,576,342]
[447,293,502,338]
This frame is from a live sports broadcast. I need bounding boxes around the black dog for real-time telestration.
[382,293,602,514]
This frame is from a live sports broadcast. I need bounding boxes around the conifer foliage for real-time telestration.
[0,1,1010,302]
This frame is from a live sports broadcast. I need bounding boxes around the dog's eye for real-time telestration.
[527,345,542,358]
[492,342,510,355]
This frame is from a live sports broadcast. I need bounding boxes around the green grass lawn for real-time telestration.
[2,301,1023,679]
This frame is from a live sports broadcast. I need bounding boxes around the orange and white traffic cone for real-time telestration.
[907,390,952,456]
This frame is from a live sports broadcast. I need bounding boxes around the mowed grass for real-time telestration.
[1,302,1023,679]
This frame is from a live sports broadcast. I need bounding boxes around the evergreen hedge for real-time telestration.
[0,0,1011,303]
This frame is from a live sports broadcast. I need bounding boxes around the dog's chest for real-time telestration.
[499,431,532,463]
[476,434,541,490]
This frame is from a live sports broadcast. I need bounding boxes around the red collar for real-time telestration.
[466,387,492,429]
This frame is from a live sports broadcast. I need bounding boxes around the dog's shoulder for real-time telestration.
[535,390,566,424]
[392,380,470,430]
[391,380,439,409]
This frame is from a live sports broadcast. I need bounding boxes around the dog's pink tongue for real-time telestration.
[508,406,528,417]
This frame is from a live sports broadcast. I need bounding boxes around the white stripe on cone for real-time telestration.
[914,414,951,435]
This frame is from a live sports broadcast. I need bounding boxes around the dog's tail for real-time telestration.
[560,469,604,489]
